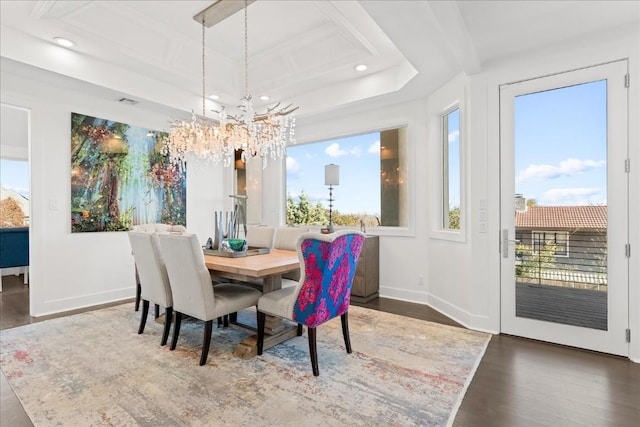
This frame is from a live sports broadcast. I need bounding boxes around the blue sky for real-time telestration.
[0,80,607,211]
[286,133,382,216]
[0,159,29,197]
[447,109,460,208]
[514,80,607,206]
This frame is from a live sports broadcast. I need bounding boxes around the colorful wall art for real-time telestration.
[71,113,186,232]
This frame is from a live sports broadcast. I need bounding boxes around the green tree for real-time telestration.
[286,191,328,225]
[448,207,460,230]
[516,241,558,283]
[332,211,361,227]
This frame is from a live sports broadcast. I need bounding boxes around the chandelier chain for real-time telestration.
[244,0,249,98]
[202,18,206,117]
[165,0,298,168]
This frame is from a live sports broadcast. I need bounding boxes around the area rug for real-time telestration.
[0,303,490,426]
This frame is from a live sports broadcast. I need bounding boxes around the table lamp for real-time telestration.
[325,164,339,233]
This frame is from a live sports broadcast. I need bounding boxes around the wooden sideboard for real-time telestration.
[351,235,379,303]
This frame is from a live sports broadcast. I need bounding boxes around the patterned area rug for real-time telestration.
[1,304,490,426]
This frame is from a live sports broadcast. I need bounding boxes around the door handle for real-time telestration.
[502,229,519,258]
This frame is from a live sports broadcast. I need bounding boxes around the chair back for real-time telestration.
[274,226,310,281]
[128,231,172,307]
[292,230,366,328]
[132,223,186,233]
[157,233,216,321]
[273,226,310,251]
[246,225,275,248]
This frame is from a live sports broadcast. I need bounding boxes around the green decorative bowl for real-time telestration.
[227,239,246,251]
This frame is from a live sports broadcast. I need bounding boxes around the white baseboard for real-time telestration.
[380,285,498,334]
[33,287,135,318]
[1,267,28,276]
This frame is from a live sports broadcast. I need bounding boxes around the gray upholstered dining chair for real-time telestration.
[245,225,275,249]
[257,230,366,376]
[158,232,262,366]
[273,226,310,285]
[130,223,186,312]
[273,226,310,251]
[127,231,174,346]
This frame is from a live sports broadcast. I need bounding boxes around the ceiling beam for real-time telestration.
[426,1,482,75]
[193,0,256,27]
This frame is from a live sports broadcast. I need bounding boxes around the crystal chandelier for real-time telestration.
[164,18,226,166]
[164,0,297,168]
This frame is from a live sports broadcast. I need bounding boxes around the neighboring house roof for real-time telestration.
[1,186,30,217]
[515,205,607,230]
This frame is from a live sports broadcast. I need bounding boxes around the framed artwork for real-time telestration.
[70,113,186,232]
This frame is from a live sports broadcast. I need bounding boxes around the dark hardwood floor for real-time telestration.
[2,274,639,426]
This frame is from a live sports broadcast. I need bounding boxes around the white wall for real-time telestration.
[0,63,230,317]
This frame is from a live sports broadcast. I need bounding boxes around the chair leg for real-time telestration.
[161,307,173,346]
[297,324,303,336]
[217,317,223,327]
[308,327,319,376]
[341,312,352,354]
[171,312,182,351]
[138,300,149,334]
[223,314,229,327]
[135,282,141,312]
[230,312,238,323]
[154,304,160,319]
[200,320,213,366]
[257,311,266,355]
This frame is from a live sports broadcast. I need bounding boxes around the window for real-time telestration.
[0,159,30,227]
[285,127,408,229]
[427,73,467,242]
[442,108,460,230]
[532,231,568,257]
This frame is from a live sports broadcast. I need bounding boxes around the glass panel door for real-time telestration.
[500,61,629,356]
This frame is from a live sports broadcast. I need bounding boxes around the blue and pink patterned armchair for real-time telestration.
[257,230,366,376]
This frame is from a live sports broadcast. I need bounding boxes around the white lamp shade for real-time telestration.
[324,164,339,185]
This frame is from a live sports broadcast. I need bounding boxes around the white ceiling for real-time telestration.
[1,0,638,125]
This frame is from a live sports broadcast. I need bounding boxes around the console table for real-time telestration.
[351,235,379,303]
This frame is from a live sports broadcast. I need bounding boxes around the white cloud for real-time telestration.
[325,142,361,157]
[325,143,347,157]
[368,140,380,154]
[542,187,601,204]
[516,158,605,183]
[286,156,300,173]
[448,130,460,143]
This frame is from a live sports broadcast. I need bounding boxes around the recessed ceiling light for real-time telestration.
[355,64,368,72]
[53,37,75,47]
[209,94,220,100]
[259,95,270,101]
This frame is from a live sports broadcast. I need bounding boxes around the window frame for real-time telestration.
[441,106,461,231]
[283,123,415,237]
[532,230,570,257]
[428,73,467,243]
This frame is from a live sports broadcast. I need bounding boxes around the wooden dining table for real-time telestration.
[204,249,300,359]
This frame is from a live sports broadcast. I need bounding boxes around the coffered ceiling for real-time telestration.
[1,0,638,121]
